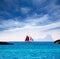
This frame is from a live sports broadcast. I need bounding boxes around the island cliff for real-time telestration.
[54,39,60,44]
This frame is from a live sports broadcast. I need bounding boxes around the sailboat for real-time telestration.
[25,36,33,42]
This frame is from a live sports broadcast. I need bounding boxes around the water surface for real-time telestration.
[0,42,60,59]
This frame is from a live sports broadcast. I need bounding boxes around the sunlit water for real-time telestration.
[0,42,60,59]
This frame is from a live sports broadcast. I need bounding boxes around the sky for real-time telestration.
[0,0,60,41]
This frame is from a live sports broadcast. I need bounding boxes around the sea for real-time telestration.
[0,42,60,59]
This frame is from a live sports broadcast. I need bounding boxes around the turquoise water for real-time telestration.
[0,42,60,59]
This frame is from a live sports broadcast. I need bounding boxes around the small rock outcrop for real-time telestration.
[54,39,60,44]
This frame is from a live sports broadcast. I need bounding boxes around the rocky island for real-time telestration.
[0,42,13,45]
[54,39,60,44]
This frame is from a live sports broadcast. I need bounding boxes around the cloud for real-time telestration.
[0,13,60,31]
[0,14,48,30]
[0,0,60,22]
[32,0,47,7]
[0,14,51,31]
[43,0,60,21]
[0,19,25,29]
[32,0,60,22]
[21,7,31,14]
[37,35,53,41]
[25,14,51,26]
[0,21,60,41]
